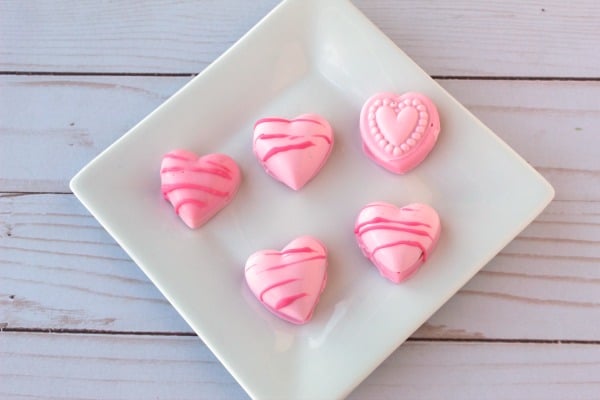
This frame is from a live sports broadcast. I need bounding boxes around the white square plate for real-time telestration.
[71,0,554,398]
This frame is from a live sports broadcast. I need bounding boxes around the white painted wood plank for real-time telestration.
[2,194,599,340]
[417,199,600,340]
[352,341,600,400]
[1,1,600,77]
[1,332,599,400]
[1,76,599,193]
[0,332,248,400]
[0,75,189,193]
[0,193,191,333]
[439,79,600,174]
[356,0,600,78]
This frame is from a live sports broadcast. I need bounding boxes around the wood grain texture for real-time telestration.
[2,1,599,398]
[1,1,600,77]
[0,193,190,333]
[2,193,599,340]
[1,76,599,193]
[0,75,189,193]
[2,332,600,400]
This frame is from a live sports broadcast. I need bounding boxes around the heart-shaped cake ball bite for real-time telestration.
[360,92,440,174]
[245,236,328,324]
[355,202,441,283]
[253,114,334,190]
[160,150,241,229]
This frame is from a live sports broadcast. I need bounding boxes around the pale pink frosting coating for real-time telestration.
[355,202,441,283]
[253,114,334,190]
[245,236,328,324]
[360,92,440,174]
[160,149,241,229]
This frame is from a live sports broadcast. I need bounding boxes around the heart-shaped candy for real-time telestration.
[253,114,334,190]
[160,150,241,229]
[355,202,441,283]
[360,92,440,174]
[245,236,328,324]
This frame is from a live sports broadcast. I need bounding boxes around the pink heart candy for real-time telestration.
[355,202,441,283]
[245,236,328,324]
[360,92,440,174]
[160,150,241,229]
[253,114,334,190]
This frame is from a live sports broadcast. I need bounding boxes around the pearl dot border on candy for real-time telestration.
[367,96,429,155]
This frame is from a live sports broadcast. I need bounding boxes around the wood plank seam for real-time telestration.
[4,71,600,81]
[3,328,600,346]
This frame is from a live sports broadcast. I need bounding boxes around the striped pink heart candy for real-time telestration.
[160,150,241,229]
[360,92,440,174]
[245,236,328,325]
[253,114,334,190]
[355,202,441,283]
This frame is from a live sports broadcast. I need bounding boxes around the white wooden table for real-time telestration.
[2,1,600,399]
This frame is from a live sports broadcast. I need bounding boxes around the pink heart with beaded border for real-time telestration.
[253,114,334,190]
[244,236,328,325]
[360,92,440,174]
[160,149,241,229]
[355,202,441,283]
